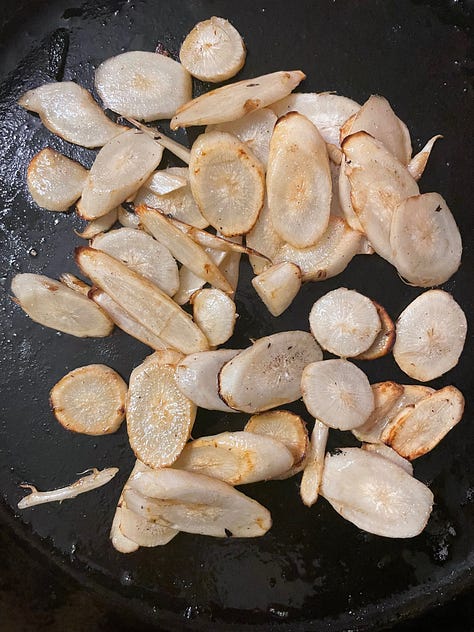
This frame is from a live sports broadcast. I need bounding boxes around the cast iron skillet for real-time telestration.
[0,1,473,630]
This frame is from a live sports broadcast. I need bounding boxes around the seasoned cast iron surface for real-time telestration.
[0,1,473,630]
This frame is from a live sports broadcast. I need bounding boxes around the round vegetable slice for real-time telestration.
[245,410,309,479]
[11,273,113,338]
[252,262,302,317]
[320,447,433,538]
[301,359,374,430]
[175,349,241,412]
[190,288,236,346]
[219,331,323,413]
[267,112,331,248]
[393,290,467,382]
[173,431,293,485]
[50,364,127,435]
[189,131,265,236]
[390,193,462,287]
[128,468,272,538]
[95,51,191,121]
[126,350,196,469]
[309,288,381,358]
[91,227,179,297]
[27,148,87,211]
[179,16,246,82]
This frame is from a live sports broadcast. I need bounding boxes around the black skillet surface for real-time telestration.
[0,1,473,630]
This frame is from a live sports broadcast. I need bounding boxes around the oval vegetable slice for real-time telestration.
[342,131,419,262]
[245,410,309,479]
[119,505,178,547]
[270,92,360,146]
[11,273,113,338]
[27,148,87,211]
[127,350,195,469]
[309,288,381,358]
[393,290,467,382]
[189,131,265,236]
[171,70,305,129]
[173,431,293,485]
[18,82,125,148]
[338,156,364,232]
[381,386,465,460]
[118,205,141,229]
[355,301,395,360]
[190,288,236,346]
[75,208,118,239]
[301,359,374,430]
[390,193,462,287]
[141,169,187,195]
[128,468,272,537]
[267,112,331,248]
[300,419,329,506]
[175,349,241,412]
[78,130,164,220]
[75,247,209,354]
[91,227,179,296]
[207,108,277,167]
[179,16,246,82]
[219,331,323,413]
[50,364,127,435]
[95,51,191,121]
[252,262,301,317]
[361,443,413,475]
[320,447,433,538]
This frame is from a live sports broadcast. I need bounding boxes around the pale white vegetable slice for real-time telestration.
[118,205,141,229]
[309,288,381,358]
[191,288,236,346]
[219,331,323,413]
[27,148,87,211]
[128,468,272,537]
[270,92,360,146]
[219,249,241,296]
[141,169,187,195]
[245,410,309,479]
[59,273,90,296]
[342,132,419,261]
[173,248,227,306]
[355,301,395,360]
[18,467,118,509]
[267,112,331,248]
[301,359,374,430]
[134,167,208,229]
[393,290,467,382]
[127,350,195,469]
[175,349,241,412]
[89,289,168,350]
[91,227,179,296]
[18,82,125,148]
[171,70,306,129]
[338,156,364,232]
[11,273,113,338]
[320,448,433,538]
[341,95,412,164]
[390,193,462,287]
[179,16,246,82]
[50,364,127,435]
[361,443,413,475]
[136,206,232,294]
[110,506,139,553]
[273,216,371,282]
[407,135,443,181]
[207,108,277,167]
[252,262,301,317]
[381,386,465,460]
[189,131,265,236]
[119,505,178,547]
[75,247,209,354]
[327,143,343,165]
[300,420,329,506]
[173,431,293,484]
[353,383,434,443]
[75,208,118,239]
[77,130,164,220]
[95,51,192,121]
[246,200,284,274]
